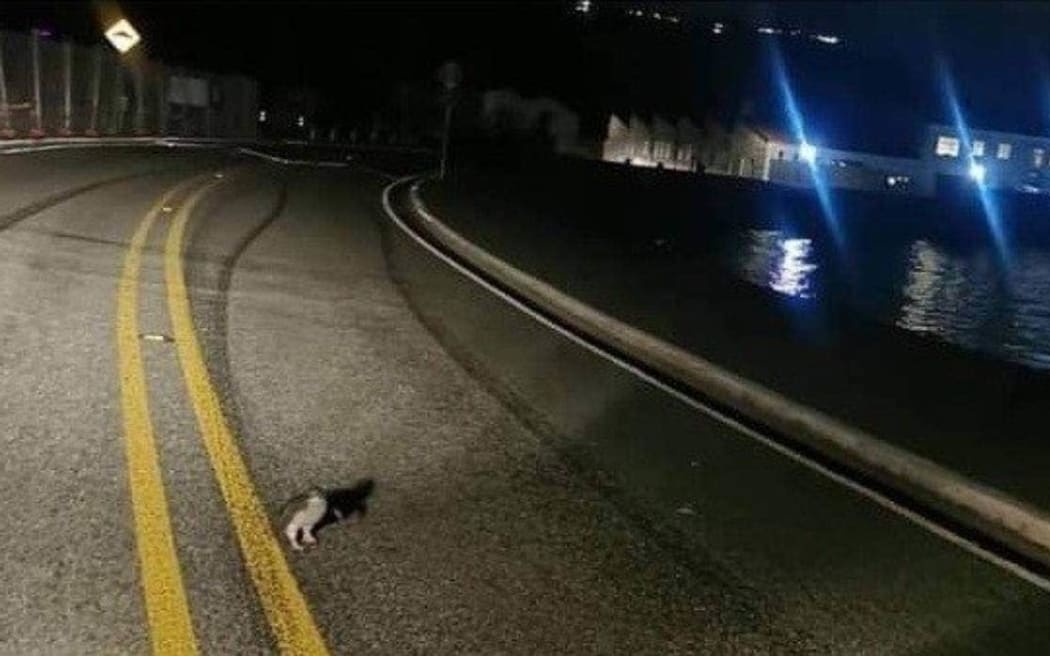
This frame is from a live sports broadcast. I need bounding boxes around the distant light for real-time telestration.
[653,12,661,20]
[757,26,781,35]
[712,21,725,34]
[36,28,53,38]
[814,34,840,45]
[297,115,305,128]
[574,0,592,14]
[258,110,267,123]
[969,162,987,184]
[799,142,817,164]
[104,18,141,54]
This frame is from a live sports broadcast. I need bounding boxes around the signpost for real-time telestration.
[437,61,462,180]
[87,47,102,136]
[103,19,142,135]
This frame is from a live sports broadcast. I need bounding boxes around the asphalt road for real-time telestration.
[0,146,1048,655]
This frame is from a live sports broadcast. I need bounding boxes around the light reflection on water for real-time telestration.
[731,230,1050,369]
[737,230,819,299]
[896,240,995,350]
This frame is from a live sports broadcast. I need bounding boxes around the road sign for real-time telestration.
[105,19,141,54]
[438,61,462,92]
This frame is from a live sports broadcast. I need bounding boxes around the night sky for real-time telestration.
[7,2,1050,146]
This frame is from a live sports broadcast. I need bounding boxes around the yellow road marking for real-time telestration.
[164,177,330,655]
[116,178,202,656]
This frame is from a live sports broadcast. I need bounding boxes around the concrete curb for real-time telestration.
[0,137,236,155]
[398,176,1050,578]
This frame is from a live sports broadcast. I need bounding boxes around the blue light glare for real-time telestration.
[938,57,1008,260]
[799,142,817,164]
[968,162,986,184]
[768,41,843,249]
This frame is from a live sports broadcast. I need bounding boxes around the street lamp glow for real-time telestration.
[799,142,817,164]
[969,162,987,184]
[258,110,267,123]
[104,18,141,54]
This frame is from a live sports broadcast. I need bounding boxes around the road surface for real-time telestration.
[0,146,1047,654]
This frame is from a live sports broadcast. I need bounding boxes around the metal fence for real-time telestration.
[0,29,258,139]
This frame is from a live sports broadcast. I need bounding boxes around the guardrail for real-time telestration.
[384,174,1050,591]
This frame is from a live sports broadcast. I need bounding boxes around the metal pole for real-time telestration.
[0,31,13,137]
[87,47,101,136]
[440,101,453,179]
[156,65,166,136]
[133,65,145,134]
[61,41,72,135]
[29,29,43,137]
[204,77,213,137]
[111,56,123,134]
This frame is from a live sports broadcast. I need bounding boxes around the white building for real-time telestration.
[601,111,940,195]
[697,122,776,179]
[698,122,933,195]
[925,123,1050,191]
[601,113,701,171]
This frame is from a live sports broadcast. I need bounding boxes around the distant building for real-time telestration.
[925,123,1050,191]
[698,121,934,195]
[766,139,934,196]
[601,113,701,171]
[697,121,773,179]
[604,109,1050,198]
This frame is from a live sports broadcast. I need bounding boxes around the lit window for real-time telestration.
[935,136,960,157]
[997,143,1012,160]
[1035,148,1045,168]
[972,140,985,157]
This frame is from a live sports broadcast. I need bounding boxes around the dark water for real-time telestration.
[442,161,1050,371]
[724,212,1050,370]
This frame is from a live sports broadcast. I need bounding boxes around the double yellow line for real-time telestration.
[116,174,329,655]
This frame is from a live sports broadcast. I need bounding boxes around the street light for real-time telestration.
[799,142,817,164]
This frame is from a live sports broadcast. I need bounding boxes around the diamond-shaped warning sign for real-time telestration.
[105,19,141,54]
